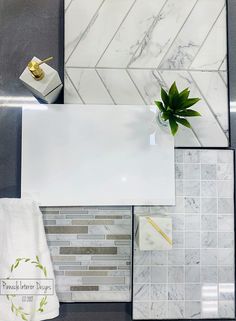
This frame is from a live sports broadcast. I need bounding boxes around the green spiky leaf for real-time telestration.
[177,98,201,110]
[155,101,165,112]
[175,109,201,117]
[161,88,169,107]
[174,117,191,128]
[169,117,178,136]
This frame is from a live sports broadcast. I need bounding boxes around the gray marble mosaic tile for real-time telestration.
[133,149,235,319]
[41,206,132,302]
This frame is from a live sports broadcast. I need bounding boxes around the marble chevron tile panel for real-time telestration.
[159,0,225,69]
[65,0,229,147]
[133,149,235,320]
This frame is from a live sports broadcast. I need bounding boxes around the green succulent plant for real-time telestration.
[155,82,201,135]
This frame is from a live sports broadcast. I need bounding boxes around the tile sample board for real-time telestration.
[22,105,175,206]
[65,0,229,147]
[133,149,235,319]
[41,206,132,302]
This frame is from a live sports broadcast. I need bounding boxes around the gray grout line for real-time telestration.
[65,66,224,72]
[65,69,85,104]
[65,0,73,12]
[95,0,137,68]
[218,70,227,87]
[189,4,226,69]
[189,71,228,140]
[156,0,199,69]
[125,69,147,104]
[65,0,107,65]
[218,54,227,71]
[95,69,116,104]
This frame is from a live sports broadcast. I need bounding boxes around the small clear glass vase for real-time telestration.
[156,111,169,128]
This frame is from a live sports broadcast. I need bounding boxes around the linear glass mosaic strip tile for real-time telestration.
[64,0,229,147]
[41,206,132,302]
[133,149,235,319]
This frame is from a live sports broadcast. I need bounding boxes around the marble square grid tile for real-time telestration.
[41,206,132,302]
[65,0,229,147]
[133,149,235,319]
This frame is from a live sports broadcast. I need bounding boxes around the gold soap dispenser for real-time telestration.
[27,56,53,81]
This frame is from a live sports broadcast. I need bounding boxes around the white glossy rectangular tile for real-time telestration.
[22,105,175,206]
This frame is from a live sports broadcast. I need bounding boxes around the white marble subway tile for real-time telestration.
[201,232,217,248]
[201,249,217,265]
[217,163,234,180]
[201,266,218,283]
[184,164,200,180]
[72,291,130,302]
[168,284,185,300]
[133,302,150,320]
[185,249,200,265]
[176,179,183,196]
[219,301,235,318]
[185,284,201,300]
[67,0,135,67]
[134,266,150,283]
[151,284,167,301]
[151,251,168,265]
[134,249,151,266]
[168,266,184,283]
[97,69,144,105]
[159,0,225,69]
[201,198,217,214]
[219,283,235,301]
[201,300,218,319]
[133,284,149,301]
[184,150,200,163]
[172,232,184,248]
[64,71,83,103]
[66,68,114,104]
[168,301,185,319]
[218,248,234,266]
[185,215,200,231]
[65,0,104,61]
[185,231,200,249]
[200,150,217,164]
[150,301,168,319]
[217,180,234,198]
[128,0,197,68]
[191,71,228,134]
[218,198,234,214]
[185,301,201,319]
[201,164,217,180]
[201,215,217,231]
[201,181,217,198]
[184,197,200,213]
[168,249,185,265]
[190,7,226,70]
[183,180,200,197]
[151,266,168,283]
[97,0,167,68]
[218,232,234,248]
[169,214,184,230]
[185,266,200,283]
[201,284,218,301]
[218,215,234,232]
[218,266,234,283]
[127,69,163,104]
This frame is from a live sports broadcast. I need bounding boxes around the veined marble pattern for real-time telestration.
[133,149,235,320]
[41,206,132,302]
[65,0,229,147]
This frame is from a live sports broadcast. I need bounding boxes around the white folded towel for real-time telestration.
[0,199,59,321]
